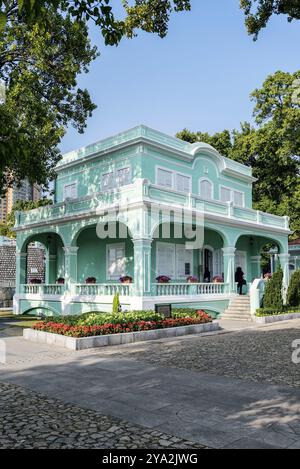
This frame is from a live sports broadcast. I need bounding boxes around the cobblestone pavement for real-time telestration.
[0,382,206,449]
[108,320,300,388]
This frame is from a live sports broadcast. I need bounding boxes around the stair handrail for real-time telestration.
[250,278,266,316]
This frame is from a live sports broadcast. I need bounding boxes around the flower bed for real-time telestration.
[32,310,212,338]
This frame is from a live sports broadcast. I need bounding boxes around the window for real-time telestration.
[117,167,131,187]
[156,243,193,279]
[220,186,245,207]
[102,172,114,190]
[233,190,244,207]
[107,243,126,279]
[200,179,213,200]
[63,182,77,200]
[176,174,191,193]
[102,167,131,191]
[220,186,231,203]
[157,168,173,188]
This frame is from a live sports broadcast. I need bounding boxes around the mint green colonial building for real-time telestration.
[13,126,291,317]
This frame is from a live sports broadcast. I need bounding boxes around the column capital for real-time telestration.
[132,238,153,248]
[222,247,236,256]
[278,253,290,262]
[63,246,79,255]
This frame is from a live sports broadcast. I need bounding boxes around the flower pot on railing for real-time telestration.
[213,276,223,284]
[85,277,97,284]
[29,278,42,284]
[264,273,272,281]
[156,275,171,284]
[187,276,199,283]
[119,276,133,284]
[56,278,65,284]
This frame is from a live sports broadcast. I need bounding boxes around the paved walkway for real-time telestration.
[1,319,300,449]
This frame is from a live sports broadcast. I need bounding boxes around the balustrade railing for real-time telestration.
[22,284,65,295]
[154,282,227,296]
[75,283,132,296]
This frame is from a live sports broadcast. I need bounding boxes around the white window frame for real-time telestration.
[199,177,214,200]
[220,185,245,207]
[175,171,192,193]
[156,242,193,280]
[102,166,131,191]
[155,166,192,193]
[156,166,174,189]
[63,181,78,200]
[106,243,126,280]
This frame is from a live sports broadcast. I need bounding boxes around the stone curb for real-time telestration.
[23,321,219,351]
[254,312,300,324]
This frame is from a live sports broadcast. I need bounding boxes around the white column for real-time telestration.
[278,253,290,300]
[222,247,236,294]
[133,239,152,296]
[63,246,79,293]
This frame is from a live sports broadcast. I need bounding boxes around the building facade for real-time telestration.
[0,180,41,223]
[289,239,300,274]
[13,126,291,316]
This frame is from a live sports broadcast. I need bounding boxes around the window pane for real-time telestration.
[234,191,244,207]
[102,172,114,190]
[117,167,131,187]
[157,169,173,188]
[157,243,175,277]
[176,174,190,192]
[220,187,231,202]
[200,180,213,199]
[64,183,77,200]
[108,244,125,278]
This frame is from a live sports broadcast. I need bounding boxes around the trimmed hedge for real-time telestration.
[263,266,283,309]
[287,270,300,307]
[256,306,300,317]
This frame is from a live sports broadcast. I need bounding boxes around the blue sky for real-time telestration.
[60,0,300,154]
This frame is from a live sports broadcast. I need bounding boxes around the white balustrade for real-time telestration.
[155,282,227,296]
[75,283,132,296]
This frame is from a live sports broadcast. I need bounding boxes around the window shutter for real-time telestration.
[176,174,191,193]
[220,187,231,203]
[157,169,173,188]
[157,243,175,277]
[200,180,213,200]
[234,191,244,207]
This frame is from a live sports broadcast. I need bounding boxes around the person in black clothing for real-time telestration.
[203,267,211,283]
[235,267,245,295]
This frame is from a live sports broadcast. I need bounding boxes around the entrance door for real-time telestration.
[235,251,247,280]
[204,248,213,281]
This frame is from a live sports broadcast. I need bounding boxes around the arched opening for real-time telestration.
[19,232,65,287]
[75,221,133,284]
[235,234,283,283]
[152,222,226,283]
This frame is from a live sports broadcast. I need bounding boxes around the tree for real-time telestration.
[263,265,283,310]
[0,1,192,45]
[177,71,300,237]
[287,270,300,306]
[0,6,98,194]
[3,198,52,237]
[112,292,120,314]
[240,0,300,39]
[0,1,191,194]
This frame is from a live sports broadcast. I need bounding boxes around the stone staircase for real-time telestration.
[221,295,252,321]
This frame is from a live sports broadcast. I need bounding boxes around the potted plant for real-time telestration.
[213,275,223,283]
[156,275,171,284]
[187,276,198,283]
[56,277,65,284]
[30,278,42,284]
[119,276,133,284]
[85,277,97,284]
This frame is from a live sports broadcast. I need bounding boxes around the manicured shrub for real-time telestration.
[32,313,213,338]
[112,292,120,314]
[287,270,300,307]
[263,265,283,310]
